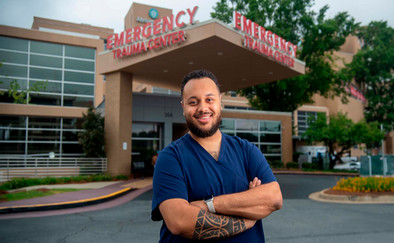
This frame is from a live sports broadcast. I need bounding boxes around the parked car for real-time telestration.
[334,162,361,171]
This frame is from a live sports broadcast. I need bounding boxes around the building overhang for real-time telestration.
[97,19,305,92]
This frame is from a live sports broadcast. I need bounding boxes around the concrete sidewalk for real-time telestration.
[0,177,153,214]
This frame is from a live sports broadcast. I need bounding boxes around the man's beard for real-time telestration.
[186,112,221,138]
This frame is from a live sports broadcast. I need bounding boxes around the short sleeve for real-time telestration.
[246,142,277,184]
[151,147,188,221]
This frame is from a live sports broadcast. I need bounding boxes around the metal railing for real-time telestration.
[0,157,107,182]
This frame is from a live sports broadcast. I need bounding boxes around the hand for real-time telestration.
[249,177,261,189]
[244,218,257,229]
[190,200,208,211]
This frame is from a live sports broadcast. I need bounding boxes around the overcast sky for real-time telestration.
[0,0,393,33]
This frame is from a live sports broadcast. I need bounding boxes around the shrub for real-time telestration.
[0,174,128,190]
[269,160,284,168]
[286,162,299,169]
[302,163,318,170]
[333,177,394,192]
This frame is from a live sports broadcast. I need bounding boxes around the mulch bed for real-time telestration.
[325,188,394,196]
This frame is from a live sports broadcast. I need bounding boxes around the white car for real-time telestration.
[334,162,361,171]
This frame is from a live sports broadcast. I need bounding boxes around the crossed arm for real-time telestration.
[159,178,282,240]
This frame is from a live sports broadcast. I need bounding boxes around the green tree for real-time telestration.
[78,107,106,157]
[1,62,47,103]
[302,112,383,169]
[211,0,358,111]
[7,80,47,104]
[347,21,394,131]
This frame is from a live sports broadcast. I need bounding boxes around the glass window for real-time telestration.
[30,67,62,81]
[63,118,84,130]
[260,145,281,154]
[0,142,25,154]
[260,133,281,143]
[63,96,93,107]
[64,83,94,95]
[28,130,60,141]
[0,116,26,127]
[29,117,61,129]
[62,131,79,141]
[0,36,28,52]
[236,120,258,131]
[62,143,83,154]
[30,40,63,56]
[29,93,62,106]
[27,142,60,155]
[132,123,160,138]
[220,119,235,130]
[64,71,94,83]
[260,121,281,132]
[65,45,95,59]
[0,77,27,90]
[0,129,26,141]
[237,132,258,142]
[0,64,27,78]
[30,80,61,93]
[0,50,28,64]
[30,54,62,68]
[65,58,94,72]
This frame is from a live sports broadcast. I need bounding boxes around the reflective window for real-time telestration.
[0,64,27,77]
[30,54,62,68]
[0,116,84,156]
[0,129,26,141]
[28,130,60,141]
[65,58,94,72]
[0,142,25,154]
[0,116,26,127]
[0,78,27,90]
[220,118,282,160]
[64,83,94,95]
[260,121,281,132]
[0,36,28,51]
[65,45,95,59]
[63,118,83,130]
[30,67,62,81]
[133,123,161,138]
[62,143,83,154]
[64,71,94,83]
[237,132,258,142]
[28,117,61,129]
[260,133,281,143]
[30,40,63,56]
[27,143,60,155]
[29,93,62,106]
[63,96,93,107]
[220,119,235,131]
[0,37,96,108]
[236,120,259,131]
[30,80,61,93]
[0,50,28,64]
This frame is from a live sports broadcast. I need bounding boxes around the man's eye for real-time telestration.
[189,101,197,105]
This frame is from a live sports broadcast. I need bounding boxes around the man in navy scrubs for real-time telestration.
[152,69,282,242]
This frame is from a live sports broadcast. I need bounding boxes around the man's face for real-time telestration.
[182,77,222,138]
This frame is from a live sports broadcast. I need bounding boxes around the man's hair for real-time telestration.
[181,69,220,97]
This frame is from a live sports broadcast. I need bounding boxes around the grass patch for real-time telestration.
[0,174,129,190]
[0,188,83,202]
[333,177,394,192]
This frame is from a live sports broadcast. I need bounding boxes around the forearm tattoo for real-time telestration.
[193,209,247,240]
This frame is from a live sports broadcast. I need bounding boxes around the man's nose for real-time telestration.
[197,101,209,112]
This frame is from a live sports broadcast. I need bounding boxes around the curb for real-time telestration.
[273,170,359,176]
[309,188,394,204]
[0,187,134,214]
